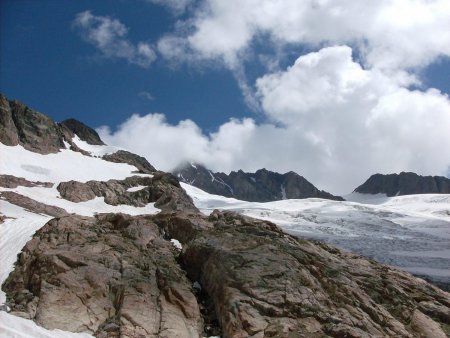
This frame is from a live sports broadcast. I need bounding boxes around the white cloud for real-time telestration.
[99,46,450,194]
[157,0,450,71]
[138,91,155,101]
[73,11,156,68]
[145,0,193,15]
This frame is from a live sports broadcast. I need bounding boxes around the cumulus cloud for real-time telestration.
[157,0,450,71]
[99,46,450,194]
[73,11,156,68]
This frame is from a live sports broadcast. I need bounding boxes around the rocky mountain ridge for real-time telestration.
[0,94,156,175]
[1,94,450,337]
[174,162,344,202]
[355,172,450,196]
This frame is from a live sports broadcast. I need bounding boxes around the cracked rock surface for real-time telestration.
[3,210,450,337]
[3,214,203,337]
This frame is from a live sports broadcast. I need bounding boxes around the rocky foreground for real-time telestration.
[3,189,450,337]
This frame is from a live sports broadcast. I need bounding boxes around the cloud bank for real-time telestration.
[99,45,450,194]
[80,0,450,194]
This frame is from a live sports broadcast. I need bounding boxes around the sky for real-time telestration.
[1,0,450,194]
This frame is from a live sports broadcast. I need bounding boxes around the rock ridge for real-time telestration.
[174,163,344,202]
[355,172,450,196]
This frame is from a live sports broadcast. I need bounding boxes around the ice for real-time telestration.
[182,183,450,283]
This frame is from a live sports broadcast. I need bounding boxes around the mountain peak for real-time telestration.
[355,172,450,196]
[60,118,104,145]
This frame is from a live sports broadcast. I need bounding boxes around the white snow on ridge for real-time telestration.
[181,183,450,282]
[0,143,139,184]
[72,135,122,157]
[1,186,160,217]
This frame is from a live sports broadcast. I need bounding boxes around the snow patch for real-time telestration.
[0,185,160,217]
[126,185,147,192]
[0,311,93,338]
[0,143,140,184]
[280,184,287,200]
[170,239,182,250]
[72,135,121,157]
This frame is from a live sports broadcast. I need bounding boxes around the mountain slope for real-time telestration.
[355,172,450,196]
[174,162,344,202]
[1,95,450,337]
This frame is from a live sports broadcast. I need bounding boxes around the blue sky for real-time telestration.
[1,0,450,193]
[0,0,252,132]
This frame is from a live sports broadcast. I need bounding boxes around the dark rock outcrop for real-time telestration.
[0,175,53,189]
[0,191,69,218]
[4,210,450,337]
[60,118,104,145]
[355,172,450,196]
[0,94,71,154]
[174,163,344,202]
[3,214,203,337]
[103,150,156,174]
[57,173,198,213]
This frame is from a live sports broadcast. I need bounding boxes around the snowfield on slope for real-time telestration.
[0,141,162,338]
[182,183,450,283]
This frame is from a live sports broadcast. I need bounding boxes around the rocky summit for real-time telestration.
[355,172,450,197]
[174,163,344,202]
[1,94,450,338]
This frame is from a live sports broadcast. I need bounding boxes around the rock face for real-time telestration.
[0,175,53,189]
[3,214,203,337]
[103,150,156,174]
[60,118,104,145]
[0,94,71,154]
[57,173,197,212]
[174,163,344,202]
[4,210,450,337]
[355,172,450,196]
[179,211,450,338]
[0,94,107,155]
[0,191,69,218]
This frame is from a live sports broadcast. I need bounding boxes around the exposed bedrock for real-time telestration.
[102,150,156,175]
[57,173,198,213]
[0,174,53,189]
[3,206,450,337]
[179,211,450,338]
[2,214,203,337]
